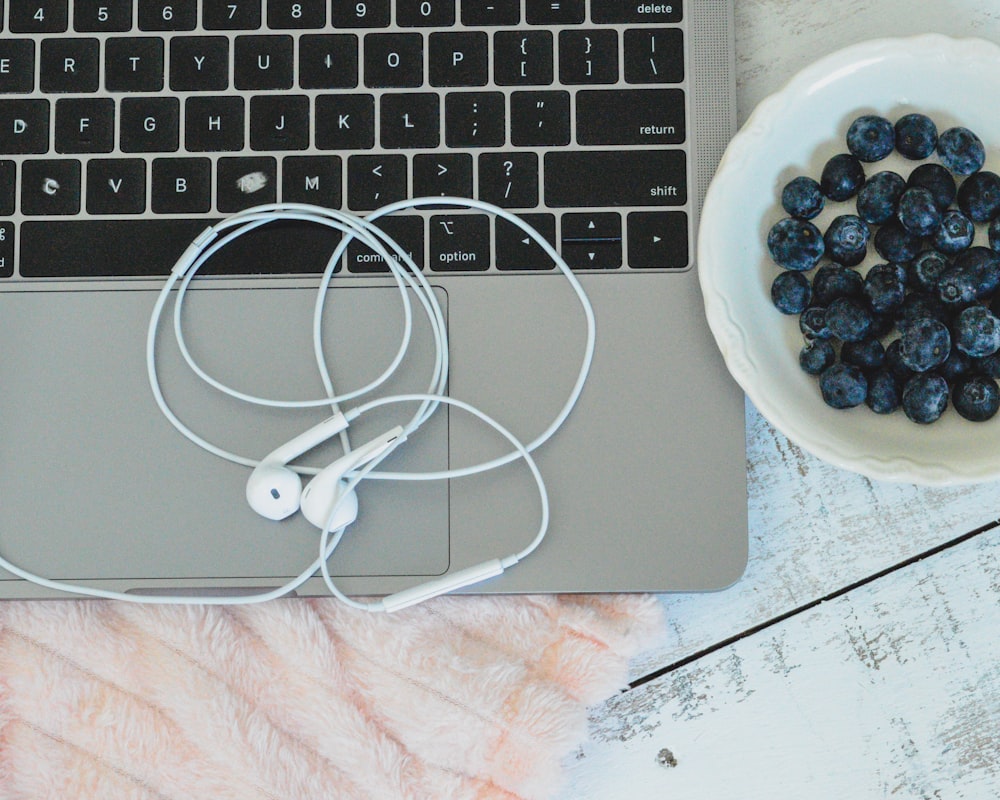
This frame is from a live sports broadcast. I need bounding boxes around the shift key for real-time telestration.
[544,150,686,207]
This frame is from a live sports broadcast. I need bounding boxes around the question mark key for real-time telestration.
[476,152,538,208]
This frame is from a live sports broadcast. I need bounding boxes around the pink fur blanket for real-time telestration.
[0,594,662,799]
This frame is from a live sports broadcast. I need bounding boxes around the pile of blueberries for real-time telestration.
[767,113,1000,423]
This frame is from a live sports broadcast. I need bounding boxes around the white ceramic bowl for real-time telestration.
[699,34,1000,485]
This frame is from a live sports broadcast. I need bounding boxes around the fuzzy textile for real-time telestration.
[0,594,663,799]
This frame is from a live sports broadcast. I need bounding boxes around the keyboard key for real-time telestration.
[493,31,552,86]
[477,151,538,208]
[0,160,15,214]
[627,210,689,268]
[544,150,686,207]
[266,0,325,28]
[526,0,583,25]
[217,155,277,211]
[364,33,423,88]
[397,0,454,26]
[73,0,132,31]
[429,31,488,87]
[54,97,114,153]
[429,214,489,271]
[119,96,179,152]
[379,93,439,149]
[331,0,389,27]
[234,34,294,90]
[86,158,146,214]
[558,30,619,85]
[0,221,13,277]
[203,0,262,29]
[169,36,230,91]
[151,157,212,213]
[9,0,68,32]
[496,213,555,270]
[281,154,341,207]
[592,0,682,23]
[412,153,472,199]
[624,28,684,84]
[250,94,310,151]
[576,88,685,146]
[460,0,518,26]
[105,37,164,92]
[347,154,407,210]
[444,91,504,148]
[0,99,49,154]
[185,96,244,152]
[137,0,196,30]
[347,215,423,272]
[40,37,100,93]
[299,34,358,89]
[561,211,622,269]
[0,39,35,93]
[510,91,570,147]
[21,158,81,215]
[315,94,375,150]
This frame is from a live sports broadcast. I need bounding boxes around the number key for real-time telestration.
[331,0,390,28]
[9,0,69,32]
[137,0,196,30]
[203,0,262,29]
[397,0,455,26]
[73,0,132,31]
[266,0,325,29]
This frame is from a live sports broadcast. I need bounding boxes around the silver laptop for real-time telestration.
[0,0,747,600]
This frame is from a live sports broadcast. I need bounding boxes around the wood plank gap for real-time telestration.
[626,515,1000,691]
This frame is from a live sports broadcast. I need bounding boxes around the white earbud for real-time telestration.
[246,412,350,520]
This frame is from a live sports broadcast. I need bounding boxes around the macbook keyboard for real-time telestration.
[0,0,693,278]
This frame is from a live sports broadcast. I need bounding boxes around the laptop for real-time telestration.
[0,0,747,600]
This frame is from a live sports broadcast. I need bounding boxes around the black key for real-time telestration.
[477,151,538,208]
[577,88,685,146]
[137,0,196,30]
[558,30,619,85]
[0,39,35,93]
[21,158,81,215]
[627,210,689,269]
[526,0,583,24]
[266,0,325,28]
[364,33,423,88]
[510,91,570,147]
[86,158,146,214]
[169,36,230,91]
[40,37,100,93]
[496,213,555,271]
[120,96,179,152]
[429,31,488,87]
[217,155,277,212]
[282,155,341,207]
[379,93,439,149]
[444,91,504,148]
[460,0,518,26]
[9,0,68,32]
[73,0,132,31]
[151,157,211,214]
[0,160,15,214]
[250,94,310,151]
[397,0,454,26]
[493,30,552,86]
[0,99,49,154]
[315,94,374,150]
[203,0,262,29]
[331,0,389,27]
[413,153,472,199]
[184,96,244,152]
[105,37,164,92]
[347,215,423,272]
[234,35,294,90]
[54,97,115,153]
[544,150,686,207]
[429,214,489,271]
[624,28,684,84]
[592,0,682,23]
[561,211,622,269]
[347,154,407,210]
[0,221,13,277]
[299,34,358,89]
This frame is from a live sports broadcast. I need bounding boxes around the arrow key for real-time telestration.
[496,213,555,271]
[627,210,689,269]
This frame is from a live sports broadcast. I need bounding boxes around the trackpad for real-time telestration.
[0,285,450,583]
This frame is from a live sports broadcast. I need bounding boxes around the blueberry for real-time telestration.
[957,170,1000,223]
[937,126,986,175]
[937,346,973,383]
[770,270,811,314]
[846,114,895,162]
[799,339,836,375]
[954,246,1000,299]
[989,217,1000,251]
[841,337,886,370]
[898,317,951,372]
[894,113,938,159]
[885,338,916,381]
[866,369,901,414]
[811,263,863,306]
[820,363,868,409]
[823,214,870,266]
[953,305,1000,357]
[937,263,980,308]
[897,186,943,237]
[975,351,1000,378]
[873,220,921,263]
[932,209,975,254]
[767,217,825,271]
[907,163,957,210]
[908,250,951,293]
[799,306,831,340]
[856,170,906,224]
[863,262,907,313]
[952,375,1000,421]
[902,373,949,423]
[895,291,950,328]
[820,153,866,201]
[826,296,873,342]
[781,176,825,220]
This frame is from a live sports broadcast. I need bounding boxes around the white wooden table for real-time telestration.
[561,2,1000,796]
